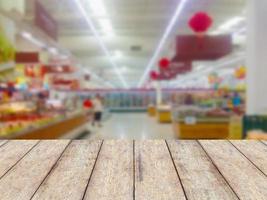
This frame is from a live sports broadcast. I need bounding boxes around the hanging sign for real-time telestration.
[15,52,39,63]
[173,35,232,62]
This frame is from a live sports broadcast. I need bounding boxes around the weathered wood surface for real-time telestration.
[200,140,267,200]
[135,140,186,200]
[230,140,267,176]
[167,140,238,199]
[0,140,70,200]
[0,140,266,200]
[0,140,7,147]
[0,140,39,178]
[31,140,102,200]
[84,140,133,200]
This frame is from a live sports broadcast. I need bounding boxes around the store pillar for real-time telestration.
[155,81,162,106]
[246,0,267,114]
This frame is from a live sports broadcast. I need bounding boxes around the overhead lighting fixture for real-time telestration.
[88,0,107,17]
[114,50,123,58]
[171,55,245,86]
[21,31,45,48]
[98,18,114,36]
[87,0,115,37]
[73,0,128,88]
[21,31,32,38]
[49,47,58,55]
[218,16,244,31]
[211,16,245,35]
[138,0,188,87]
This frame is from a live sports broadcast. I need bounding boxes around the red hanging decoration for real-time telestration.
[159,58,170,70]
[189,12,213,37]
[150,71,159,80]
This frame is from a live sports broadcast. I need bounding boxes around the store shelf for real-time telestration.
[0,112,88,139]
[0,140,266,199]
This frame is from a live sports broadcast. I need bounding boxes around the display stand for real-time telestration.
[157,105,172,123]
[4,113,88,139]
[147,105,156,117]
[173,117,230,139]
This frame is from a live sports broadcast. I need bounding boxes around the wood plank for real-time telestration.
[135,140,186,200]
[84,140,133,200]
[0,140,39,178]
[167,140,238,199]
[0,140,70,200]
[31,140,102,200]
[231,140,267,176]
[200,140,267,200]
[0,140,8,147]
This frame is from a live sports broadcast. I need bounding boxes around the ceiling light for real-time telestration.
[73,0,128,88]
[49,47,58,55]
[21,31,45,48]
[98,18,114,35]
[210,16,245,36]
[21,31,32,38]
[218,17,245,31]
[114,50,123,58]
[171,55,245,86]
[88,0,107,17]
[138,0,188,87]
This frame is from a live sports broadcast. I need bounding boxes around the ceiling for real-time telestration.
[22,0,246,88]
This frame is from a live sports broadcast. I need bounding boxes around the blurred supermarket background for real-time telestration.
[0,0,266,140]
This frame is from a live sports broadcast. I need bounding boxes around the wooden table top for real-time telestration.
[0,140,266,200]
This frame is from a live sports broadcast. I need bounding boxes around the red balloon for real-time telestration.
[189,12,213,33]
[159,58,170,70]
[150,71,159,80]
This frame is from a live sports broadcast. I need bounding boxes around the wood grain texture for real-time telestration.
[167,140,238,200]
[230,140,267,176]
[200,140,267,200]
[0,140,69,200]
[0,140,39,178]
[84,140,133,200]
[0,140,7,147]
[135,140,186,200]
[31,140,102,200]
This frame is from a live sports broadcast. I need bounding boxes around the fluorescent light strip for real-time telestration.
[218,16,244,31]
[73,0,128,88]
[138,0,188,87]
[21,31,46,48]
[89,0,107,17]
[211,16,245,35]
[171,55,245,86]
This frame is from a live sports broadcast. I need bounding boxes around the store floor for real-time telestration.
[85,113,176,140]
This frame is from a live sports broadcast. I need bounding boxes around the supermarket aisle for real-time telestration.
[86,113,176,140]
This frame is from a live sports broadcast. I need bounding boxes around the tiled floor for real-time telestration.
[86,113,176,140]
